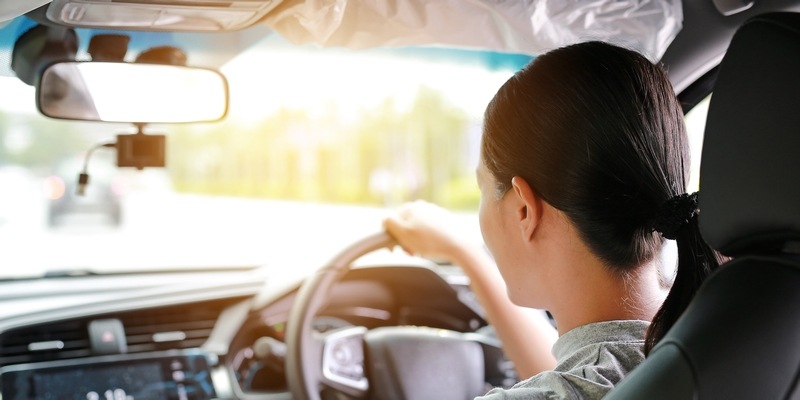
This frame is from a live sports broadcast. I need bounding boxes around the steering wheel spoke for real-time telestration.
[320,326,369,398]
[285,232,493,400]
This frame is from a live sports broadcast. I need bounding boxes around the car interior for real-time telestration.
[0,1,798,400]
[606,12,800,400]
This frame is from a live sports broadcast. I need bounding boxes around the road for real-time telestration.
[0,191,482,278]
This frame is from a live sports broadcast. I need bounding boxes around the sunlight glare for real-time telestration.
[221,47,516,124]
[78,63,227,123]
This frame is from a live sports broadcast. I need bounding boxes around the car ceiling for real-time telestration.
[663,0,800,94]
[1,0,800,96]
[0,9,274,78]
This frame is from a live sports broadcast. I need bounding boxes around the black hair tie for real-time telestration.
[651,192,699,240]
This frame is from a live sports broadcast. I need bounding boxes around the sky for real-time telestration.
[220,36,521,124]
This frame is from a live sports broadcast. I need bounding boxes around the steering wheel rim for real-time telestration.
[285,231,396,400]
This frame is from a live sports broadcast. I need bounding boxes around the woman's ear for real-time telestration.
[511,176,543,242]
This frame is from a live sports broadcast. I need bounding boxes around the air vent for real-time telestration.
[121,299,236,353]
[0,297,244,367]
[0,319,92,366]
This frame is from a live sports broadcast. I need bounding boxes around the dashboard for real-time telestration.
[0,263,515,399]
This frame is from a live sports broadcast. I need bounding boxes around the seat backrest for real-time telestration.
[605,12,800,400]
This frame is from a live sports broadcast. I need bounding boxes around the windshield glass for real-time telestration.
[0,31,528,277]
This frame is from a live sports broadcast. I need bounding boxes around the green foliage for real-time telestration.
[440,175,481,210]
[168,87,480,210]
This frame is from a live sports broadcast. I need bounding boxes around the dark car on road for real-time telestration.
[45,152,122,227]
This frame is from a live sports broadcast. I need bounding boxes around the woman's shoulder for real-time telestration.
[478,362,639,400]
[555,320,648,370]
[476,320,649,400]
[477,370,578,400]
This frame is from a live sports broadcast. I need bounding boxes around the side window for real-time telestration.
[661,94,713,283]
[684,95,712,192]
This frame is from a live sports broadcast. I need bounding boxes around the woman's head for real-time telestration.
[479,41,720,353]
[482,41,686,270]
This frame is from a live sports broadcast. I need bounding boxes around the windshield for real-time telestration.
[0,31,528,277]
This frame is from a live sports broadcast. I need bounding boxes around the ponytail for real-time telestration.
[644,214,723,354]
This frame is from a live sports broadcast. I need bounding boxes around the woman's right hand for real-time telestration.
[383,200,477,263]
[384,200,558,378]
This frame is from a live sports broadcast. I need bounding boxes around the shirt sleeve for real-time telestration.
[475,366,621,400]
[475,372,576,400]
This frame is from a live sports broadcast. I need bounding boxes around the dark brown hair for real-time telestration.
[481,41,722,354]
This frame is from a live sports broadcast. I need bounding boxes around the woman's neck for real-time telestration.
[514,206,668,336]
[549,256,667,336]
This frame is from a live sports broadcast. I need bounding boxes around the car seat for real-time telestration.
[605,12,800,400]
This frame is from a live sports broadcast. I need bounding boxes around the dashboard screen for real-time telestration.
[1,352,215,400]
[32,362,165,400]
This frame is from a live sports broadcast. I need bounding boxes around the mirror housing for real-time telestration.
[37,61,229,123]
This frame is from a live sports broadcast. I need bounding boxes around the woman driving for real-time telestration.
[384,41,722,399]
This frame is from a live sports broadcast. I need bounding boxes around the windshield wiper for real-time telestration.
[0,265,263,282]
[0,268,102,282]
[42,268,101,278]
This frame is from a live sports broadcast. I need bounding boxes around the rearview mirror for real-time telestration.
[37,61,228,123]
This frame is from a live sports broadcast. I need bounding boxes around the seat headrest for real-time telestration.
[699,13,800,257]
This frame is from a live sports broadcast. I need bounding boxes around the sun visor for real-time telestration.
[261,0,682,60]
[0,0,51,23]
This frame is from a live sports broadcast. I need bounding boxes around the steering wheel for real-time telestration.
[284,232,503,400]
